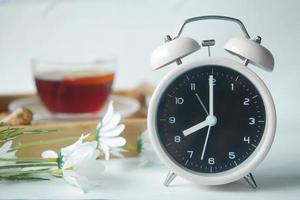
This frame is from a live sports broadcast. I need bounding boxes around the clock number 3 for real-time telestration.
[249,117,255,125]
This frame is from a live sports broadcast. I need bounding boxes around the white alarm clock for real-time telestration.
[147,16,276,188]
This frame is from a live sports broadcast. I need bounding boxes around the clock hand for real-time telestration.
[184,76,216,137]
[209,75,214,116]
[201,125,211,160]
[195,93,208,116]
[182,115,217,136]
[199,75,215,160]
[183,120,209,136]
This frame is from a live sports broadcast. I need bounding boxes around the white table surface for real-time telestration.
[0,123,299,200]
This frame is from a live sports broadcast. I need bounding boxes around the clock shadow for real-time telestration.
[193,181,255,192]
[167,173,300,192]
[167,181,253,192]
[255,174,300,191]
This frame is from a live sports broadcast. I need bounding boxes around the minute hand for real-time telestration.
[209,75,214,116]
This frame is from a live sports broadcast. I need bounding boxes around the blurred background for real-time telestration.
[0,0,299,124]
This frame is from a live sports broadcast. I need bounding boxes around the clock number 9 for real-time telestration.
[169,117,176,124]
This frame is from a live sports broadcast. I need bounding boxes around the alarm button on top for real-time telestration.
[151,37,200,70]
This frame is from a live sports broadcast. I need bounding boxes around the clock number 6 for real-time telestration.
[208,157,215,165]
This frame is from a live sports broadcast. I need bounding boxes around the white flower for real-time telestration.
[96,101,126,160]
[138,130,161,167]
[62,142,105,192]
[0,141,16,166]
[42,137,105,192]
[42,134,88,167]
[61,134,88,159]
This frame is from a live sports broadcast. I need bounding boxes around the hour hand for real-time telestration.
[182,115,217,137]
[183,120,210,136]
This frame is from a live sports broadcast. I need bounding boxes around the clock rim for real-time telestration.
[147,57,276,185]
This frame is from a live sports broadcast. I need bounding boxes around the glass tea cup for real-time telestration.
[32,57,116,114]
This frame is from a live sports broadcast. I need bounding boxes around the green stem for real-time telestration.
[0,128,22,141]
[23,129,57,134]
[0,157,56,163]
[124,143,138,151]
[8,133,96,152]
[0,168,53,177]
[8,136,80,152]
[0,163,57,170]
[0,127,21,136]
[0,129,57,142]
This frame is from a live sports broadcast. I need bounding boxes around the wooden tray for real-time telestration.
[14,118,146,158]
[0,90,150,158]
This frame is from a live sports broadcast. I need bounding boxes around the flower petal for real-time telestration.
[75,160,105,179]
[61,144,104,192]
[63,170,100,193]
[63,170,82,189]
[0,151,16,159]
[101,114,121,132]
[41,150,58,159]
[0,150,16,166]
[100,144,110,160]
[102,101,114,126]
[64,142,98,167]
[61,134,88,157]
[0,141,13,155]
[101,137,126,147]
[100,124,125,137]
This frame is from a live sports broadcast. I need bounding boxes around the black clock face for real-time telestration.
[156,65,266,173]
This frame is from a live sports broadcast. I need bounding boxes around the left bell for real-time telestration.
[151,37,200,70]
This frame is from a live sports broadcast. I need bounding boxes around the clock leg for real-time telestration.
[243,173,257,189]
[164,171,177,187]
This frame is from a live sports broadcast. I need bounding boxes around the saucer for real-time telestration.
[9,95,140,122]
